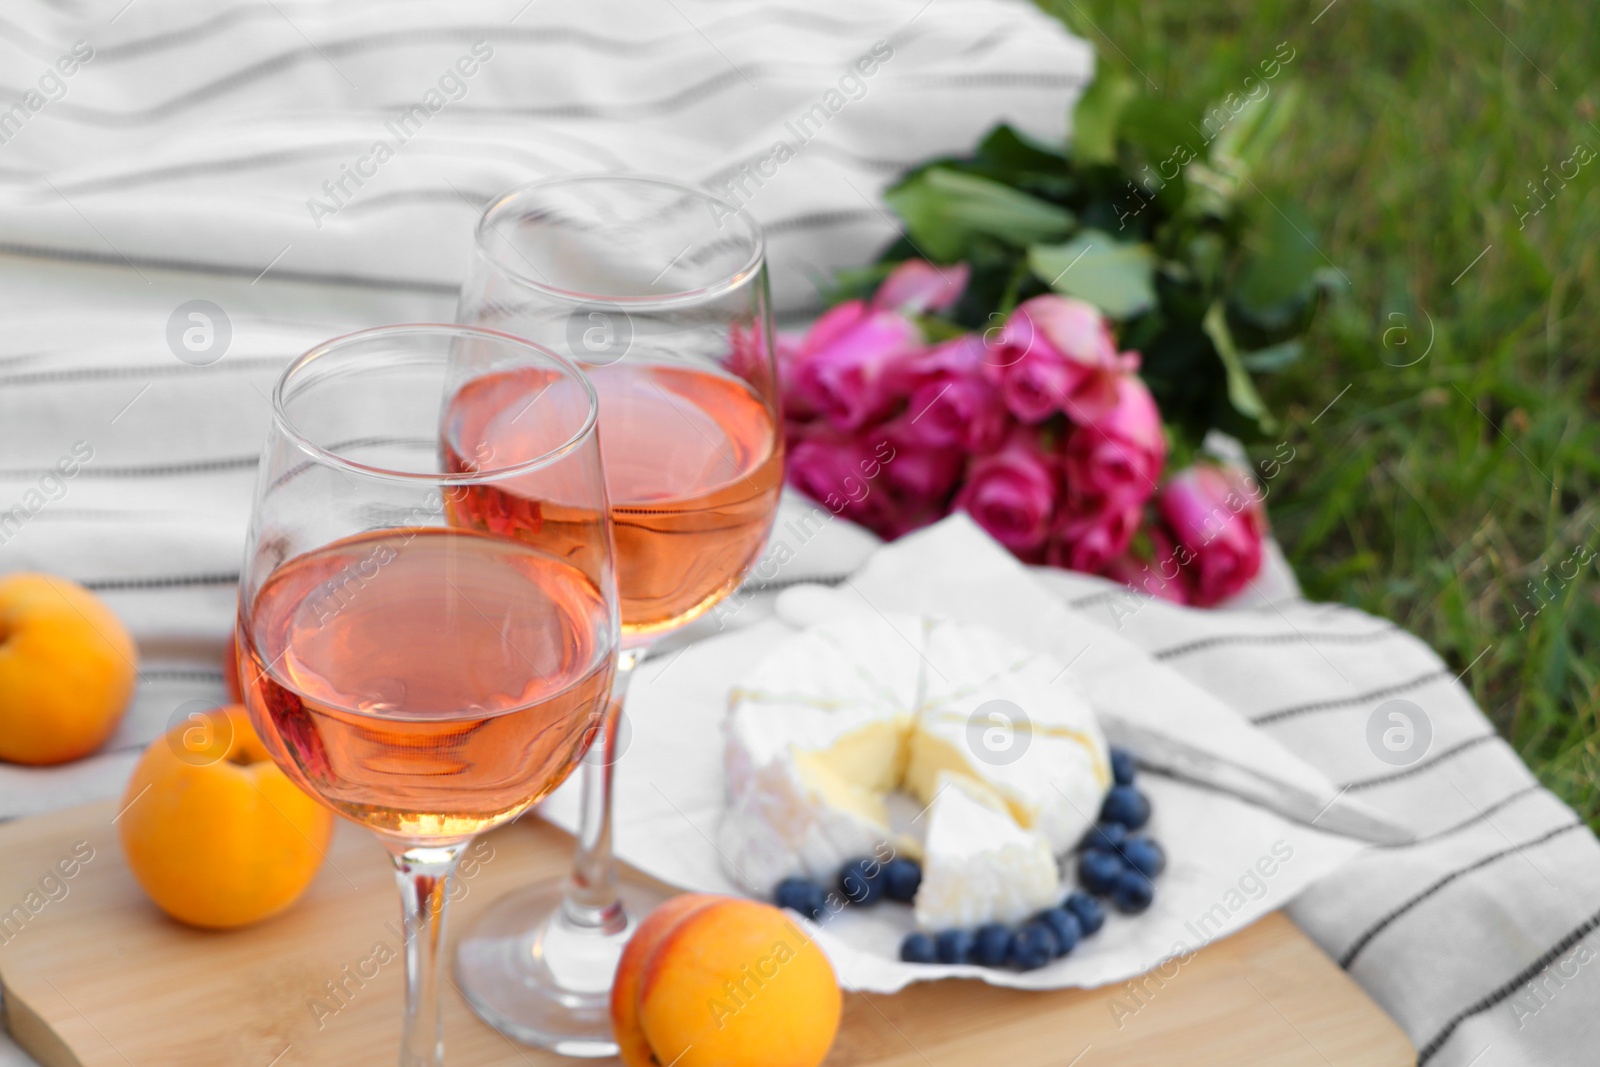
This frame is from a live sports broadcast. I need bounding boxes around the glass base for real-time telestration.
[454,876,671,1056]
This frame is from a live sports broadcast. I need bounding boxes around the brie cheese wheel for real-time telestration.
[913,774,1062,929]
[719,613,1111,925]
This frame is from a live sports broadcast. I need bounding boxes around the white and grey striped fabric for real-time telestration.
[0,0,1089,314]
[1038,569,1600,1066]
[0,2,1593,1066]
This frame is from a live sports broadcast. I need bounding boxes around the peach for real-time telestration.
[0,572,137,765]
[118,704,333,928]
[612,895,841,1067]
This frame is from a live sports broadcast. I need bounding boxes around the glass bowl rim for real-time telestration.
[472,172,765,310]
[271,322,601,486]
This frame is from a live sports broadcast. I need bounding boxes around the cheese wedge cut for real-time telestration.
[719,613,1110,926]
[906,621,1111,855]
[914,774,1062,929]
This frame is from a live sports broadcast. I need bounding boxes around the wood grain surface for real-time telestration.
[0,801,1414,1066]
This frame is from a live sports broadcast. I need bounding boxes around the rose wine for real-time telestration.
[240,527,615,842]
[444,363,782,637]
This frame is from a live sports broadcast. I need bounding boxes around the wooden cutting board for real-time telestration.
[0,801,1412,1066]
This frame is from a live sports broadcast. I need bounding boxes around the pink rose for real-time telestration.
[954,431,1059,555]
[898,335,1007,453]
[1157,462,1267,606]
[990,296,1128,425]
[1060,373,1166,509]
[1100,525,1193,605]
[1048,500,1142,575]
[860,418,965,525]
[787,299,922,431]
[874,259,971,315]
[786,429,903,536]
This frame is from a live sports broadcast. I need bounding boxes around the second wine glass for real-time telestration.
[450,175,783,1054]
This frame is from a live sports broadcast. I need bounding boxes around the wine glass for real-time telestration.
[451,175,782,1054]
[236,324,618,1067]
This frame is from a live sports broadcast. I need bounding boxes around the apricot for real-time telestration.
[613,894,722,1066]
[118,704,333,929]
[612,895,841,1067]
[0,572,138,765]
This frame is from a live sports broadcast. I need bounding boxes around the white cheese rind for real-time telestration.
[723,614,926,797]
[913,776,1062,929]
[911,621,1111,855]
[716,750,899,893]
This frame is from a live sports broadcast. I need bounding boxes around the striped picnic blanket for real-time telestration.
[0,2,1594,1064]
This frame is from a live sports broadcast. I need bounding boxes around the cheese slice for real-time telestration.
[914,774,1062,929]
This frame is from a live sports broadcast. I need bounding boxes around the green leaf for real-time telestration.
[1235,202,1323,314]
[1210,83,1301,184]
[821,261,897,305]
[975,124,1069,172]
[1238,339,1303,372]
[1028,229,1157,319]
[885,168,1075,260]
[1073,69,1137,164]
[1117,96,1203,165]
[1202,302,1275,429]
[969,125,1075,201]
[1186,232,1227,290]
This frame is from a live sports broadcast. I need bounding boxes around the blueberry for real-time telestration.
[838,857,886,905]
[1109,869,1155,914]
[774,877,827,921]
[1080,821,1128,853]
[1008,924,1056,970]
[900,931,938,963]
[935,928,975,964]
[1035,907,1082,956]
[1122,836,1166,879]
[1029,920,1063,956]
[881,858,922,902]
[1100,785,1151,831]
[1077,849,1125,896]
[1110,747,1137,786]
[972,922,1012,966]
[1064,891,1105,935]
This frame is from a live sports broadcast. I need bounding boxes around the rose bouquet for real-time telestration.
[779,78,1326,606]
[782,263,1264,605]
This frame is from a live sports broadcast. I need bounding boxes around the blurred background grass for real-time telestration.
[1041,0,1600,825]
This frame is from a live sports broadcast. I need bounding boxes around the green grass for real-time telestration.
[1043,0,1600,825]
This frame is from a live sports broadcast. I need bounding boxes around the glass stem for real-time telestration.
[561,645,645,935]
[390,842,468,1067]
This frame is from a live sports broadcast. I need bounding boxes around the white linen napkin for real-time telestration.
[538,515,1370,992]
[796,515,1408,844]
